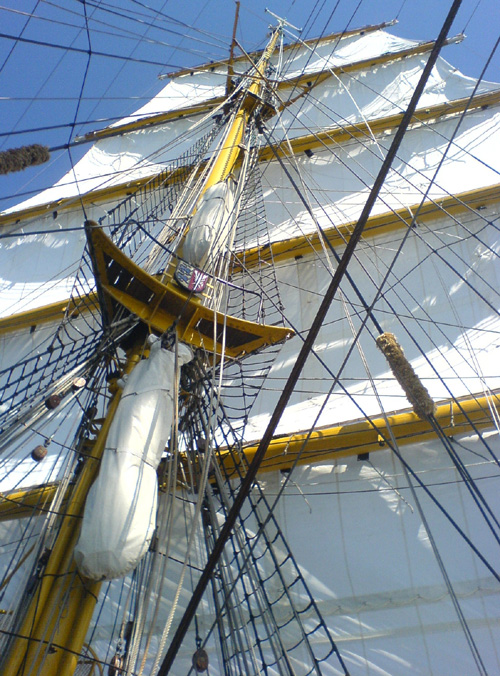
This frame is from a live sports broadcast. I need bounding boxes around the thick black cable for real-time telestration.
[190,366,337,673]
[306,60,500,182]
[75,0,230,53]
[266,16,500,233]
[0,32,180,68]
[241,19,498,580]
[259,67,500,461]
[248,290,500,588]
[301,85,500,214]
[157,3,463,671]
[0,5,179,51]
[259,122,384,334]
[267,44,500,244]
[0,0,41,75]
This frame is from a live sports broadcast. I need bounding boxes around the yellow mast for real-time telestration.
[1,347,141,676]
[199,24,281,194]
[1,24,283,676]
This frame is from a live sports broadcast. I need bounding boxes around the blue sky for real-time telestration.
[0,0,499,212]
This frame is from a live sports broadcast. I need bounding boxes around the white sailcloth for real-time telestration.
[182,180,235,271]
[74,338,192,580]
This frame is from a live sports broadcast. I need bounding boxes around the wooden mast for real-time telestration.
[226,1,240,97]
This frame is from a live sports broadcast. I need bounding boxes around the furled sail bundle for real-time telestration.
[0,6,499,676]
[74,337,193,581]
[177,180,235,291]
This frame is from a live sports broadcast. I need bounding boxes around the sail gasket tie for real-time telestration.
[376,332,436,420]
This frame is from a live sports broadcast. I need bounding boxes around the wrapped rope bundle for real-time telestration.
[0,144,50,175]
[376,332,436,420]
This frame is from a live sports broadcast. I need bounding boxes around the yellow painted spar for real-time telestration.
[280,36,463,91]
[0,165,188,229]
[6,393,500,525]
[0,294,98,335]
[217,394,500,478]
[166,21,396,79]
[0,183,498,338]
[84,27,293,359]
[84,28,459,143]
[82,26,397,143]
[235,183,500,269]
[2,29,289,676]
[87,226,294,358]
[0,483,63,522]
[259,90,500,163]
[1,89,498,231]
[200,25,281,194]
[0,16,495,676]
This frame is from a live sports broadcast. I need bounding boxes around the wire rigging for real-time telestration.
[0,31,181,67]
[1,4,500,674]
[0,0,41,76]
[73,0,231,53]
[0,4,209,54]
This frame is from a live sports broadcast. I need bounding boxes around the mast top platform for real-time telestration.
[265,8,301,32]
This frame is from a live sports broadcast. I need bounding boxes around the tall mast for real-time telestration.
[200,22,281,194]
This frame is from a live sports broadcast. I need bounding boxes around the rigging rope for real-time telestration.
[158,5,465,671]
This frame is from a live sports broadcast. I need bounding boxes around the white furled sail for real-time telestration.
[182,181,235,271]
[74,338,192,580]
[176,179,236,291]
